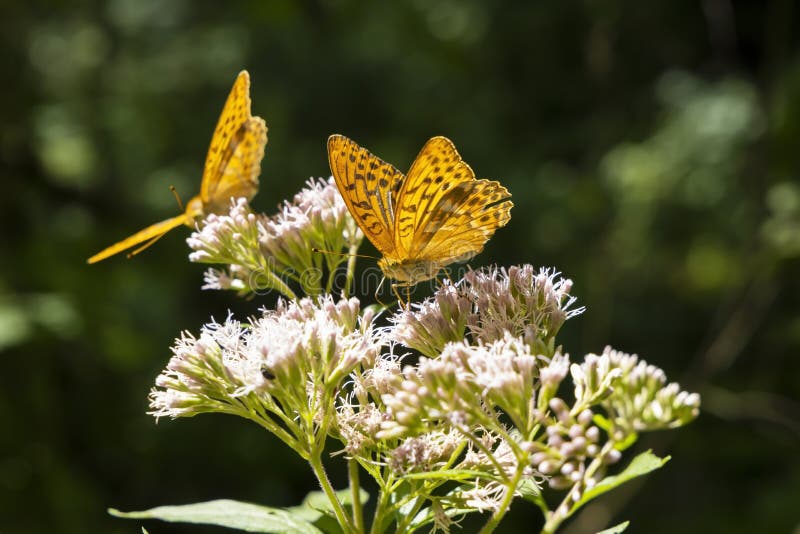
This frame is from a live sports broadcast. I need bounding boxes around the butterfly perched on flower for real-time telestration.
[327,135,513,285]
[87,70,268,264]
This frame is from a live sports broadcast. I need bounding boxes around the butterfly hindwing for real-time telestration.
[416,179,512,262]
[327,134,405,257]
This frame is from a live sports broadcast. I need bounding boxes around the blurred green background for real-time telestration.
[2,0,799,532]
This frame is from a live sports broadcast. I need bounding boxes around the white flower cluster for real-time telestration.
[378,335,542,440]
[259,178,363,289]
[186,178,363,298]
[150,179,700,533]
[391,265,584,357]
[150,296,381,454]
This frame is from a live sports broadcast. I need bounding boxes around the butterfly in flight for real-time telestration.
[87,70,268,264]
[327,135,512,286]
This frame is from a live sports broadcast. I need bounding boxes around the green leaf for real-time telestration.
[614,431,638,452]
[307,514,343,534]
[283,488,368,533]
[301,488,369,510]
[571,451,669,515]
[518,478,548,513]
[596,520,630,533]
[109,500,322,533]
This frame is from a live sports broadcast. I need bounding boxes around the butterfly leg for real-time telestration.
[374,276,389,310]
[127,232,169,259]
[391,283,403,307]
[389,282,415,309]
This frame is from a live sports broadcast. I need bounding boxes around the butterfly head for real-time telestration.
[184,195,205,224]
[378,257,443,284]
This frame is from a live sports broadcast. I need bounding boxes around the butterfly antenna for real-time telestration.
[311,247,378,260]
[127,232,168,259]
[169,185,185,212]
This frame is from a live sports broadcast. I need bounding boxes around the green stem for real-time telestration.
[348,459,365,533]
[309,451,356,533]
[389,439,473,528]
[393,493,425,533]
[540,441,616,534]
[344,240,360,298]
[479,466,525,534]
[242,405,303,458]
[325,262,335,294]
[369,471,396,534]
[454,423,512,485]
[256,259,297,300]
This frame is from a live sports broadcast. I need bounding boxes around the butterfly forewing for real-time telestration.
[327,135,405,257]
[201,117,267,213]
[200,70,254,204]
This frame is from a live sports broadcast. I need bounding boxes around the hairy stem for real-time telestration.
[309,451,356,533]
[370,477,395,534]
[349,458,365,533]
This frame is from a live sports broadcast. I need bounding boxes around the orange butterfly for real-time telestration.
[87,70,268,264]
[327,135,512,285]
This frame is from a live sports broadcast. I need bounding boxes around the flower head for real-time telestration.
[601,346,701,433]
[463,265,583,351]
[378,334,543,439]
[391,281,471,357]
[335,400,388,456]
[187,179,363,298]
[571,351,623,410]
[392,265,583,357]
[259,178,363,295]
[150,296,382,435]
[187,198,295,298]
[387,430,462,475]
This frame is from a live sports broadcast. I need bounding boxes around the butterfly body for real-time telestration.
[183,195,205,221]
[328,135,512,286]
[377,257,443,284]
[88,70,267,264]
